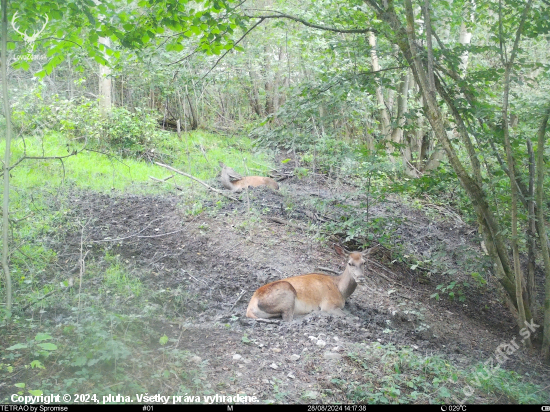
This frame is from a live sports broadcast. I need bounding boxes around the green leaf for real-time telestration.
[7,343,28,350]
[159,335,168,345]
[13,60,30,71]
[28,390,43,396]
[37,343,57,351]
[14,383,25,389]
[30,360,45,370]
[34,333,52,341]
[439,386,451,398]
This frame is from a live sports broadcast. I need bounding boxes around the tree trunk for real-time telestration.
[1,0,12,312]
[186,92,198,130]
[248,67,263,117]
[526,139,537,316]
[535,107,550,361]
[98,37,112,116]
[364,0,532,321]
[368,31,391,146]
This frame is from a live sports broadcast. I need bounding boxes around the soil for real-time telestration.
[35,169,550,403]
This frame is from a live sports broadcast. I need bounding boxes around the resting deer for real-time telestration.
[246,246,366,321]
[219,161,279,191]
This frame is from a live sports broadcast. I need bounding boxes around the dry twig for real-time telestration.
[154,162,240,202]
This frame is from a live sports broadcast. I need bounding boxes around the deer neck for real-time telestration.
[336,266,357,299]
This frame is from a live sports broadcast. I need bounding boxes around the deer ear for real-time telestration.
[219,161,225,168]
[334,244,346,257]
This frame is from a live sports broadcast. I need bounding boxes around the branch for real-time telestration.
[1,137,88,177]
[154,162,240,202]
[201,17,265,79]
[244,12,377,34]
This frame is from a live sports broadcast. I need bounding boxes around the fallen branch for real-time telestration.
[154,162,240,202]
[150,174,174,182]
[149,176,183,191]
[368,259,414,290]
[315,266,340,275]
[20,289,57,311]
[228,289,247,313]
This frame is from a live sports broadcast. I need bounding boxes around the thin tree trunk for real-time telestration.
[367,0,532,320]
[500,0,532,345]
[1,0,12,312]
[98,37,112,116]
[185,85,198,130]
[535,106,550,361]
[526,139,537,317]
[458,1,475,75]
[248,68,263,117]
[368,31,391,146]
[264,45,274,115]
[423,0,435,94]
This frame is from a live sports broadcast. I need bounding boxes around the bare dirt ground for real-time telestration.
[49,171,550,403]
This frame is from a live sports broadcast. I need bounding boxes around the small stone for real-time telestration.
[243,359,251,364]
[190,355,202,364]
[236,372,242,377]
[233,354,242,360]
[270,363,278,370]
[304,391,318,399]
[333,336,339,341]
[331,346,341,352]
[262,379,269,384]
[289,354,300,361]
[308,336,318,342]
[272,348,281,353]
[323,352,342,360]
[316,339,327,347]
[287,373,295,379]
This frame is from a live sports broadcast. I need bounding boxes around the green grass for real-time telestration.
[1,130,277,193]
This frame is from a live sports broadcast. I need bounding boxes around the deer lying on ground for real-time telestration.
[219,161,279,191]
[246,246,366,321]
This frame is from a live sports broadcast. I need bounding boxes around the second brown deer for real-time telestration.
[219,161,279,191]
[246,246,366,321]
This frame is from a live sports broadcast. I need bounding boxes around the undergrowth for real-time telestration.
[333,343,549,404]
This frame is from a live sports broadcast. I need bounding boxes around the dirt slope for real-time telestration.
[49,174,550,403]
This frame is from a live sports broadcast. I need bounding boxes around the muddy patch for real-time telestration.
[34,179,549,403]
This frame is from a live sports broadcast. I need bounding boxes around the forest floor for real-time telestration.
[2,157,550,404]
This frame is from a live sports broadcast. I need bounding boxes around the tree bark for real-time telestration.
[526,139,537,317]
[500,0,531,343]
[186,93,199,130]
[368,31,391,146]
[535,106,550,361]
[1,0,12,312]
[98,37,112,116]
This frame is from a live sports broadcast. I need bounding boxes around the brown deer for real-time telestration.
[219,162,279,191]
[246,246,366,321]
